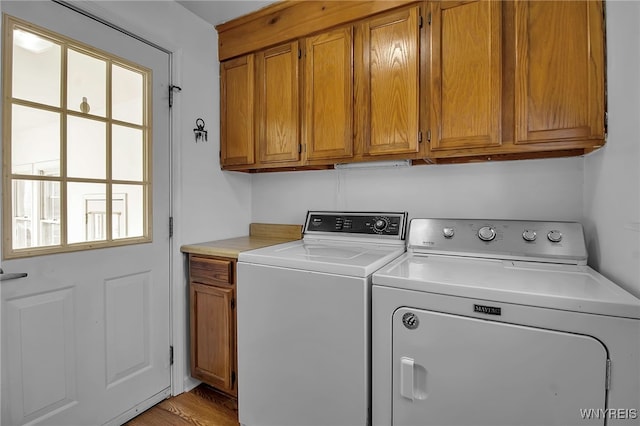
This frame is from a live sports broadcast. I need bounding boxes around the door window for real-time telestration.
[2,16,151,258]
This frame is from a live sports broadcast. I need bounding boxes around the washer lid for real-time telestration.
[239,239,406,277]
[373,254,640,319]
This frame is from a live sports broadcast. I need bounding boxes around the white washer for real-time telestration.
[372,219,640,426]
[237,211,408,426]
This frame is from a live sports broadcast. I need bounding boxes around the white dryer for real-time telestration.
[372,219,640,426]
[237,211,407,426]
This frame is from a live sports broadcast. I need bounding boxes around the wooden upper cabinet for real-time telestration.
[304,27,354,162]
[220,55,255,167]
[514,1,605,145]
[255,41,301,165]
[429,0,502,153]
[355,6,421,157]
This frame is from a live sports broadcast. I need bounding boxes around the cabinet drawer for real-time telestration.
[190,256,233,285]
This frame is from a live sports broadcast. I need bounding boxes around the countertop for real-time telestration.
[180,223,303,259]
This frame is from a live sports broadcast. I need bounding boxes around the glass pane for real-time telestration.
[12,105,60,176]
[12,28,61,107]
[67,182,106,244]
[67,49,107,117]
[113,184,144,239]
[67,116,106,179]
[112,64,143,125]
[112,125,143,181]
[11,179,60,249]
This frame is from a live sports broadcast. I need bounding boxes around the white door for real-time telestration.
[1,2,172,425]
[392,307,608,426]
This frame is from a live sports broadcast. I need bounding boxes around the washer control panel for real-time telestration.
[408,219,587,264]
[304,211,407,239]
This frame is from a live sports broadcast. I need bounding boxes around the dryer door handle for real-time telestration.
[400,357,415,401]
[400,356,429,401]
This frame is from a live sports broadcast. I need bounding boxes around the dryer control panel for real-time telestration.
[408,219,588,265]
[304,211,407,240]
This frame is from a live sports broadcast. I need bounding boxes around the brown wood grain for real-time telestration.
[125,385,239,426]
[357,6,421,157]
[216,1,419,61]
[190,282,236,395]
[304,26,354,161]
[190,256,233,286]
[218,0,606,172]
[514,1,605,144]
[249,223,303,240]
[429,0,502,152]
[220,55,255,167]
[256,41,301,165]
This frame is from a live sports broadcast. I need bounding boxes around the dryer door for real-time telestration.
[392,307,607,426]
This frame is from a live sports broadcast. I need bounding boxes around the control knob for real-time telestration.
[373,218,388,233]
[478,226,496,242]
[443,227,455,238]
[547,230,563,243]
[522,230,537,242]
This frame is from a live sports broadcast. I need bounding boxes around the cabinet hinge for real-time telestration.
[604,112,608,136]
[427,129,432,142]
[169,85,182,108]
[605,359,611,390]
[231,371,236,384]
[298,143,303,154]
[231,298,235,309]
[169,217,174,238]
[170,346,174,365]
[298,49,302,59]
[419,15,423,28]
[428,12,432,26]
[418,131,423,143]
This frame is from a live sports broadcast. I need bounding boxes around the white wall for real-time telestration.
[251,158,584,224]
[584,1,640,296]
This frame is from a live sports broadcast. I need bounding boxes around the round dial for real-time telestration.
[443,227,455,238]
[373,217,388,233]
[522,229,537,242]
[547,230,563,243]
[478,226,496,242]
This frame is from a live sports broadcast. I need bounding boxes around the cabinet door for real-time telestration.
[429,1,501,153]
[304,27,353,162]
[515,1,605,145]
[190,282,235,394]
[356,6,421,156]
[220,55,255,167]
[256,41,301,165]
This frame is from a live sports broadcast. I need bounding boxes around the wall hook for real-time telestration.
[194,118,208,142]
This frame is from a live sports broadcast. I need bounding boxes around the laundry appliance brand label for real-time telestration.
[473,304,502,315]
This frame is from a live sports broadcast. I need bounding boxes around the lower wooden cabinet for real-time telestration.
[189,255,237,396]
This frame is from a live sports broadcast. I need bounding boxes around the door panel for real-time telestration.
[514,1,605,144]
[1,2,171,425]
[256,41,300,165]
[356,7,420,156]
[221,55,255,167]
[430,0,501,152]
[392,307,607,426]
[304,27,353,161]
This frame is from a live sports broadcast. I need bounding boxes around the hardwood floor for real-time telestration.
[125,385,239,426]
